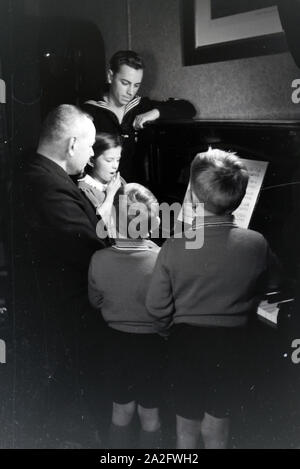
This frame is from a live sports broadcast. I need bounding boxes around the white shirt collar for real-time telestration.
[80,174,107,192]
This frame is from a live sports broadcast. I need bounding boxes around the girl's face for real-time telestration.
[93,146,122,183]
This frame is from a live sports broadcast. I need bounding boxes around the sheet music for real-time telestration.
[177,183,196,226]
[178,158,268,229]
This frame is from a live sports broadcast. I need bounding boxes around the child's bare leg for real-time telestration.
[201,412,229,449]
[176,414,202,449]
[108,401,136,448]
[112,401,136,426]
[137,405,160,432]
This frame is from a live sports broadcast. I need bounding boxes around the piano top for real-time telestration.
[148,119,300,129]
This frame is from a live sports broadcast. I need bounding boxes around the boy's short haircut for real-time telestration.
[190,147,249,215]
[114,183,159,238]
[109,50,145,73]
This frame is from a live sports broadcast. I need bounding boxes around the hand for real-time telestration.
[84,187,102,208]
[106,172,122,199]
[133,109,160,130]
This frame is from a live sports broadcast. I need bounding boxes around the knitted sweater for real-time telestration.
[146,215,280,330]
[88,238,160,333]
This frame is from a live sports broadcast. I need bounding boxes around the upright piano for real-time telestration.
[139,119,300,448]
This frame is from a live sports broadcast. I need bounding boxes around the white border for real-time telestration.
[195,0,283,48]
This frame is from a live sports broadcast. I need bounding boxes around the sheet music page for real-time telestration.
[233,158,268,228]
[178,158,268,229]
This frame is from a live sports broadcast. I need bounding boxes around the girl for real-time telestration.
[78,132,125,235]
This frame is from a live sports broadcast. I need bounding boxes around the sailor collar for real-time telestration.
[85,95,141,116]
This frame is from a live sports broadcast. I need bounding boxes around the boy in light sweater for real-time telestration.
[88,183,163,448]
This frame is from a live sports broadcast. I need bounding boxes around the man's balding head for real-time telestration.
[39,104,92,144]
[38,104,96,175]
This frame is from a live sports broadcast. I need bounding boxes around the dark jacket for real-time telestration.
[12,153,107,420]
[18,153,105,309]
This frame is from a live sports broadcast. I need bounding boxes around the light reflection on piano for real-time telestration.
[140,120,300,447]
[257,292,294,327]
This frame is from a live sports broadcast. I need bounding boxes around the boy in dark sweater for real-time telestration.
[146,148,280,449]
[88,183,163,448]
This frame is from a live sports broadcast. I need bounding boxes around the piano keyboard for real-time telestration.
[257,294,294,326]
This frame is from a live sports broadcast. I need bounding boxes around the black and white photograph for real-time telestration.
[1,0,300,453]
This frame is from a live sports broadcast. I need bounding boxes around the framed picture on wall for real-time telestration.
[182,0,288,65]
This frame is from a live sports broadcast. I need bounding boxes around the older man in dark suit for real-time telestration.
[14,105,107,447]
